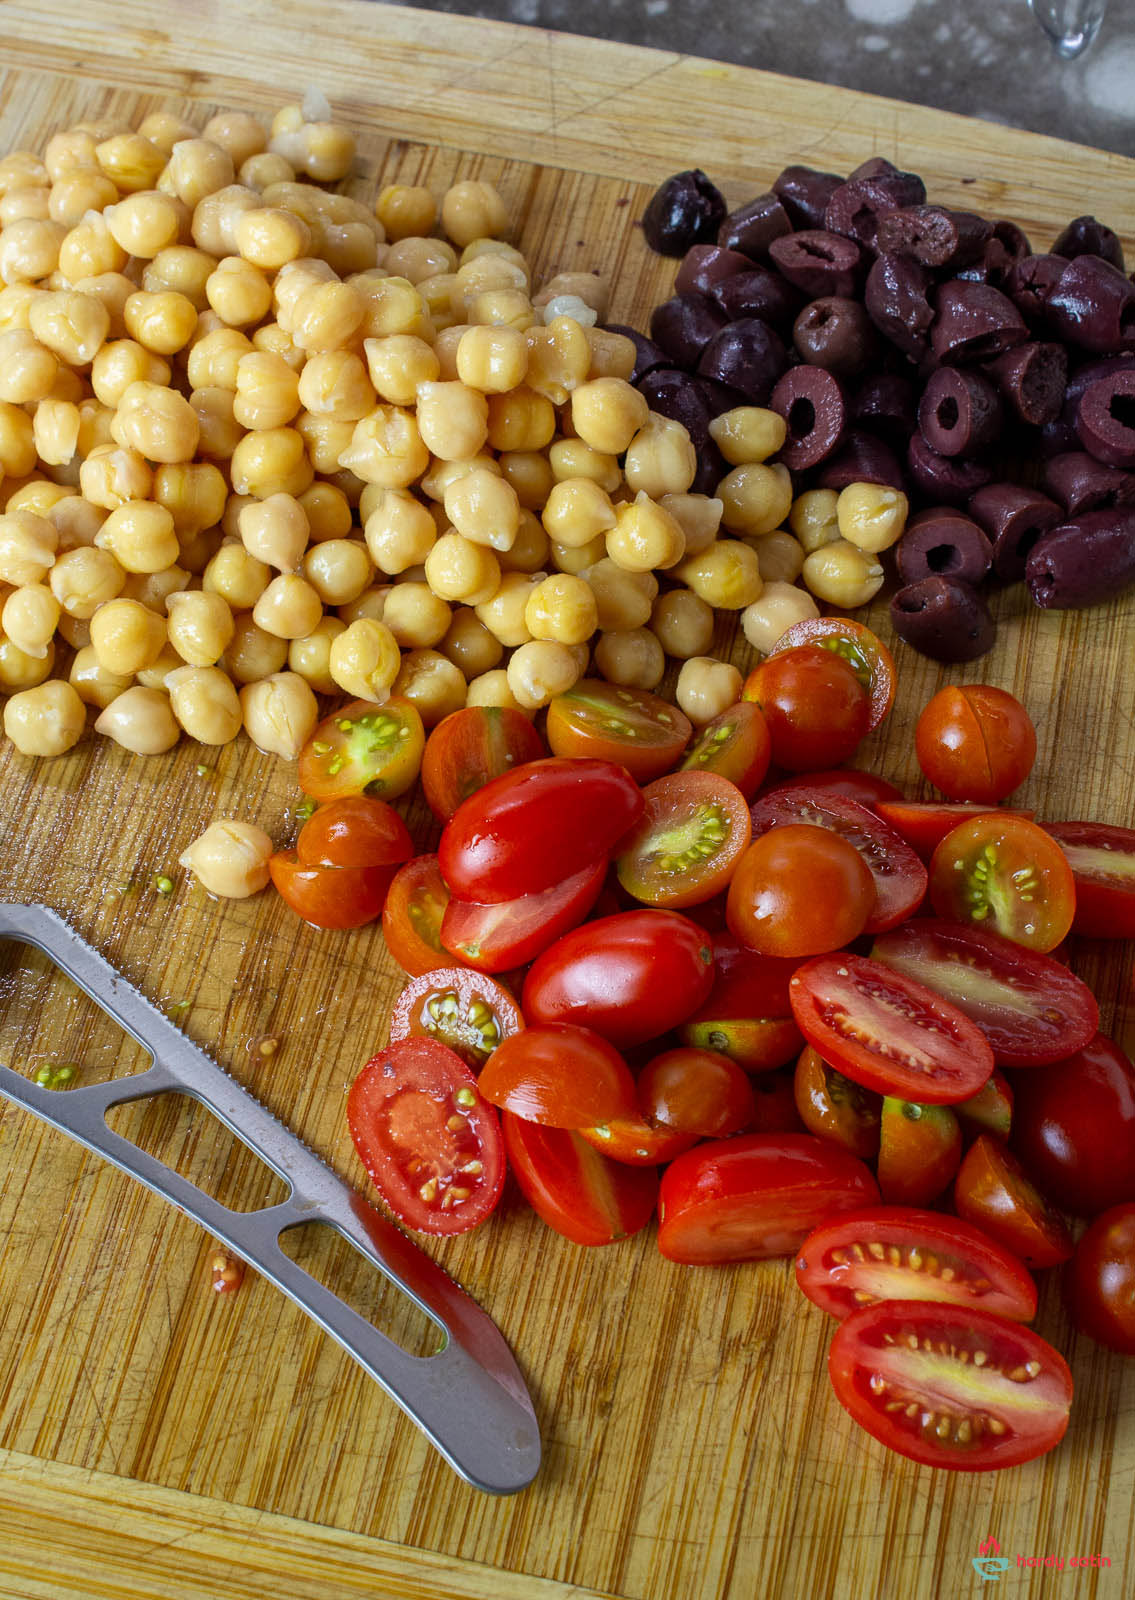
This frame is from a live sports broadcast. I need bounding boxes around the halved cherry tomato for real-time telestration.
[767,617,896,730]
[1010,1032,1135,1217]
[1066,1203,1135,1355]
[636,1046,754,1136]
[828,1300,1072,1470]
[347,1038,505,1235]
[502,1112,659,1244]
[298,698,425,802]
[382,855,453,976]
[545,679,691,780]
[954,1135,1073,1268]
[579,1117,699,1166]
[743,644,871,770]
[869,919,1098,1067]
[727,824,875,957]
[388,967,523,1071]
[269,855,395,929]
[440,858,606,973]
[522,909,716,1050]
[657,1132,878,1264]
[680,701,771,798]
[420,705,545,821]
[796,1207,1037,1322]
[793,1045,881,1160]
[478,1024,638,1129]
[877,1097,962,1206]
[929,815,1076,953]
[915,685,1036,804]
[764,769,903,810]
[1043,820,1135,938]
[678,938,802,1072]
[294,795,414,868]
[876,800,1034,861]
[957,1071,1014,1143]
[789,953,995,1105]
[438,757,643,904]
[750,788,927,933]
[616,771,751,908]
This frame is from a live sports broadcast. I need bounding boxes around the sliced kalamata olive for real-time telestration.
[1048,255,1135,353]
[769,230,866,299]
[711,267,805,333]
[851,372,918,444]
[675,244,753,296]
[1006,253,1069,325]
[968,482,1064,581]
[864,253,935,360]
[772,165,844,230]
[718,192,793,259]
[875,205,992,271]
[696,318,787,406]
[991,219,1032,260]
[1051,215,1125,273]
[607,323,669,384]
[793,297,878,377]
[816,429,906,491]
[1042,452,1135,516]
[824,171,928,250]
[890,575,996,662]
[636,368,715,450]
[649,292,729,368]
[642,169,728,255]
[692,440,729,496]
[847,156,901,181]
[907,432,993,505]
[918,368,1003,458]
[769,366,848,470]
[930,281,1028,366]
[695,375,748,419]
[1075,369,1135,468]
[1026,508,1135,608]
[985,341,1067,426]
[896,508,993,586]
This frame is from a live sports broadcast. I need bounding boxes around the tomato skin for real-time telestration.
[678,939,802,1073]
[502,1111,659,1244]
[828,1300,1072,1471]
[1043,821,1135,938]
[766,617,896,730]
[790,953,995,1105]
[876,800,1034,861]
[763,768,903,810]
[915,685,1037,804]
[637,1046,754,1136]
[680,701,771,798]
[347,1038,505,1236]
[743,644,871,771]
[616,771,752,908]
[298,698,425,802]
[793,1045,881,1160]
[929,814,1076,953]
[795,1207,1038,1322]
[957,1070,1014,1143]
[388,967,523,1071]
[1065,1203,1135,1355]
[438,757,644,904]
[869,919,1099,1068]
[440,858,606,973]
[876,1097,962,1206]
[954,1135,1073,1268]
[269,854,395,929]
[478,1024,638,1129]
[382,855,454,976]
[727,824,875,958]
[522,910,716,1050]
[295,795,414,868]
[1010,1033,1135,1217]
[420,705,545,822]
[748,1068,806,1133]
[545,679,692,780]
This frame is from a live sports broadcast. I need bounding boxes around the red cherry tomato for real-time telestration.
[1010,1033,1135,1217]
[478,1024,638,1128]
[388,967,524,1072]
[347,1038,505,1235]
[954,1135,1074,1268]
[297,697,424,802]
[545,678,691,780]
[793,1045,881,1160]
[438,757,643,904]
[766,617,896,730]
[915,685,1036,804]
[743,644,871,771]
[828,1300,1072,1470]
[382,855,453,976]
[1043,820,1135,938]
[293,795,414,868]
[657,1133,879,1264]
[420,705,545,821]
[929,815,1076,953]
[680,701,772,797]
[440,858,606,973]
[616,771,752,908]
[636,1046,754,1136]
[750,788,927,933]
[748,1068,806,1134]
[502,1112,658,1244]
[789,953,995,1105]
[869,919,1099,1068]
[269,854,396,929]
[876,799,1035,861]
[795,1206,1038,1322]
[678,939,803,1073]
[877,1097,962,1206]
[764,768,903,809]
[726,824,875,957]
[1065,1203,1135,1355]
[521,909,716,1050]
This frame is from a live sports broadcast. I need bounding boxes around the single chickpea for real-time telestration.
[137,113,199,155]
[79,443,153,510]
[123,289,197,355]
[337,584,391,625]
[649,587,715,659]
[384,236,456,284]
[297,349,375,420]
[95,134,165,193]
[423,531,500,605]
[185,326,253,390]
[485,387,555,454]
[337,405,430,488]
[166,590,235,665]
[432,324,467,381]
[495,509,551,574]
[475,570,539,647]
[718,462,794,538]
[708,407,788,466]
[676,657,744,726]
[191,386,245,459]
[58,213,127,281]
[381,581,452,648]
[268,104,355,184]
[222,613,289,683]
[27,290,110,366]
[622,414,698,499]
[3,678,86,757]
[0,284,42,333]
[674,538,763,610]
[49,545,125,617]
[71,271,135,339]
[416,271,458,331]
[299,482,353,542]
[51,493,107,553]
[190,183,260,256]
[112,381,200,464]
[295,411,355,475]
[328,617,401,701]
[658,493,723,558]
[91,340,169,408]
[229,426,312,498]
[357,338,440,417]
[48,172,118,229]
[119,564,190,611]
[89,597,167,675]
[442,607,502,678]
[242,670,319,754]
[523,573,597,646]
[391,648,466,726]
[302,538,373,606]
[441,181,510,248]
[165,664,242,744]
[749,527,806,586]
[291,280,365,354]
[352,276,430,341]
[0,634,55,692]
[32,398,80,467]
[0,218,66,282]
[584,326,636,381]
[525,317,591,405]
[232,350,301,430]
[740,581,820,655]
[375,184,437,241]
[455,324,528,394]
[465,666,528,713]
[158,139,236,207]
[69,644,132,709]
[364,488,436,575]
[583,557,657,633]
[237,492,309,573]
[0,331,58,405]
[202,112,268,171]
[203,542,270,609]
[107,191,185,258]
[541,478,617,549]
[801,540,885,609]
[94,500,179,574]
[593,627,665,690]
[506,638,582,710]
[534,271,611,323]
[43,131,99,181]
[0,510,58,585]
[177,818,274,897]
[2,583,60,658]
[142,245,219,309]
[287,615,345,693]
[239,152,295,191]
[419,452,499,504]
[567,377,648,457]
[251,572,323,639]
[498,449,554,512]
[205,255,273,327]
[836,482,909,553]
[443,468,520,553]
[151,461,227,539]
[606,495,685,574]
[548,436,622,493]
[0,151,49,192]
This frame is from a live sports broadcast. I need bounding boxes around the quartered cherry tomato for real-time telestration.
[298,697,425,801]
[502,1112,659,1245]
[440,858,606,973]
[347,1038,505,1235]
[793,1045,881,1160]
[269,855,396,929]
[1066,1204,1135,1355]
[789,953,995,1105]
[382,855,453,976]
[388,967,524,1071]
[478,1024,638,1129]
[767,617,896,730]
[636,1046,754,1136]
[678,937,802,1072]
[727,824,875,957]
[957,1071,1014,1143]
[796,1207,1038,1323]
[545,679,692,780]
[929,814,1076,953]
[680,701,771,797]
[828,1300,1072,1470]
[1043,820,1135,938]
[420,705,545,821]
[954,1135,1073,1268]
[1010,1033,1135,1217]
[743,644,871,771]
[616,771,752,908]
[915,685,1036,804]
[876,1097,962,1206]
[876,800,1035,861]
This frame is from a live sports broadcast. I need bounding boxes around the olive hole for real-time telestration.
[926,542,960,573]
[1108,393,1135,431]
[935,397,960,431]
[788,397,816,438]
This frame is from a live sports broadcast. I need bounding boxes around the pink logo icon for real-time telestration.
[978,1537,1002,1556]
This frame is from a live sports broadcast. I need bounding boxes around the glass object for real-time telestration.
[1028,0,1109,58]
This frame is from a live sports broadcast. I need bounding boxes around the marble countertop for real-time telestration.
[371,0,1134,160]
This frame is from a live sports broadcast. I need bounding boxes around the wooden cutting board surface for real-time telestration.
[1,4,1134,1597]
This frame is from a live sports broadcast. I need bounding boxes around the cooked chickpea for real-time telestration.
[94,500,179,573]
[0,634,55,691]
[674,538,763,609]
[251,572,323,639]
[287,615,345,693]
[443,468,520,554]
[204,255,272,327]
[0,152,49,192]
[302,538,372,606]
[439,180,508,248]
[375,184,436,241]
[1,583,59,658]
[191,386,244,460]
[474,570,539,647]
[801,539,885,608]
[541,477,616,549]
[236,493,308,573]
[593,627,665,690]
[0,284,41,333]
[79,445,151,511]
[498,449,554,511]
[708,407,787,465]
[48,172,118,230]
[337,584,391,625]
[112,381,199,463]
[379,581,450,648]
[622,413,698,498]
[239,151,295,191]
[423,531,500,606]
[582,557,657,633]
[328,617,400,700]
[71,271,134,338]
[123,289,197,355]
[290,280,365,354]
[495,510,550,574]
[178,818,274,896]
[359,333,440,411]
[337,405,429,488]
[442,607,502,678]
[0,510,58,585]
[143,246,218,309]
[51,492,107,552]
[138,113,199,155]
[203,542,270,609]
[96,134,164,193]
[364,488,436,574]
[222,613,289,683]
[534,271,611,323]
[454,324,528,394]
[420,452,500,505]
[299,482,353,542]
[352,276,429,342]
[295,411,355,476]
[740,581,820,654]
[565,377,646,457]
[606,495,685,573]
[107,190,184,258]
[89,597,167,675]
[584,326,635,381]
[547,437,621,493]
[389,648,464,726]
[157,138,235,209]
[465,667,528,713]
[69,644,131,709]
[525,318,591,405]
[0,331,58,405]
[229,426,312,497]
[718,462,794,538]
[297,350,374,420]
[90,341,168,409]
[26,289,109,366]
[185,326,253,390]
[190,184,260,256]
[58,213,126,281]
[836,482,909,553]
[119,564,191,611]
[3,678,86,757]
[232,350,301,430]
[746,527,804,587]
[384,236,456,284]
[0,218,66,282]
[203,113,268,171]
[164,663,242,743]
[0,407,39,482]
[649,587,715,659]
[50,545,125,617]
[241,668,319,757]
[676,657,743,726]
[32,398,79,466]
[164,589,234,666]
[43,133,98,181]
[268,104,355,184]
[506,638,582,710]
[522,573,596,645]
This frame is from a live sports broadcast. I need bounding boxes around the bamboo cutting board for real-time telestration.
[1,4,1134,1597]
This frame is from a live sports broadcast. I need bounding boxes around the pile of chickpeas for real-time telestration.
[0,93,910,764]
